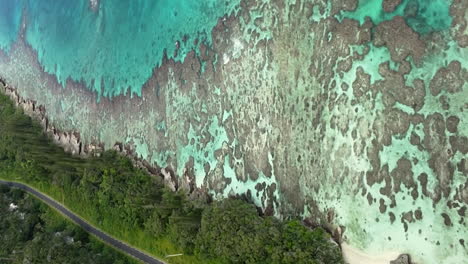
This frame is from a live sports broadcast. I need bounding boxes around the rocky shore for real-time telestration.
[0,79,200,199]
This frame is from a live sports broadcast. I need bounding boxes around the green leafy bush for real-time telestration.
[195,199,343,264]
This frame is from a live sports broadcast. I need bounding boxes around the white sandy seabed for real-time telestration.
[341,243,403,264]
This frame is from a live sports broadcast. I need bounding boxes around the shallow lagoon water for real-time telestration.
[339,0,452,34]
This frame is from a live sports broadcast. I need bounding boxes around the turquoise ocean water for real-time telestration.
[0,0,239,97]
[0,0,452,97]
[338,0,452,34]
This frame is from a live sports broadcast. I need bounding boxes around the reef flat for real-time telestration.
[0,0,467,263]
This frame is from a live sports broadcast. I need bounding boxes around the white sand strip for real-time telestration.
[341,242,403,264]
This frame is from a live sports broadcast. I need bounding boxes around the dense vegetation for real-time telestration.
[0,185,136,264]
[0,92,343,264]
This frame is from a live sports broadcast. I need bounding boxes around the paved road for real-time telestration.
[0,180,165,264]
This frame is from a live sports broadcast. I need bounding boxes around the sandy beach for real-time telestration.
[341,243,403,264]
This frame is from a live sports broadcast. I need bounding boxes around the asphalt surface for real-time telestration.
[0,180,165,264]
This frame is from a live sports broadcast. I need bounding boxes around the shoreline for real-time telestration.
[1,78,413,264]
[0,80,192,196]
[0,79,352,263]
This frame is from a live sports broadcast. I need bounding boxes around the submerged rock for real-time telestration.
[390,254,411,264]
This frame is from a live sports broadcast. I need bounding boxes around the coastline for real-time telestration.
[0,84,346,263]
[0,80,194,197]
[1,78,412,264]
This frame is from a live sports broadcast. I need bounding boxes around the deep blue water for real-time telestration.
[0,0,453,98]
[0,0,239,97]
[0,0,22,52]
